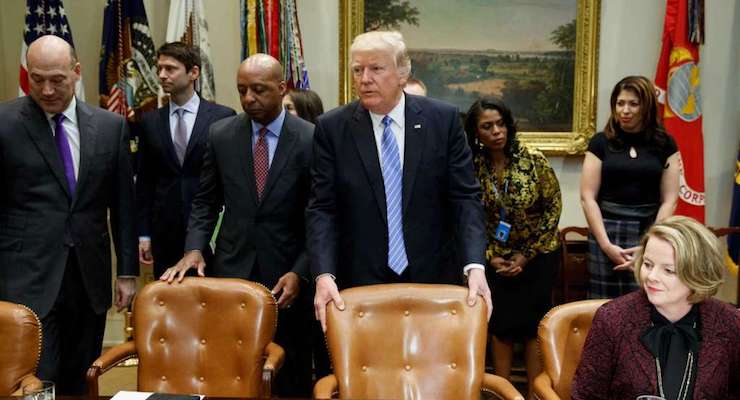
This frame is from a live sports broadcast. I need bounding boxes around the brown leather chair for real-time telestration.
[313,284,524,400]
[532,299,609,400]
[86,278,285,398]
[557,227,590,304]
[0,301,43,396]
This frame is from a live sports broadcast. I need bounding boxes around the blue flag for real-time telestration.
[729,147,740,265]
[99,0,160,120]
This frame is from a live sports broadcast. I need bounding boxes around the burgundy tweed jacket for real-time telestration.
[572,291,740,400]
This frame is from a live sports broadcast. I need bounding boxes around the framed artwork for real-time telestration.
[339,0,601,155]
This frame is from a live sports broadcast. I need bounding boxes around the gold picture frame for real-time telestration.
[338,0,600,155]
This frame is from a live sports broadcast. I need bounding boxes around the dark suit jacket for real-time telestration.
[184,112,313,288]
[136,99,235,273]
[306,94,486,287]
[0,96,137,317]
[572,291,740,400]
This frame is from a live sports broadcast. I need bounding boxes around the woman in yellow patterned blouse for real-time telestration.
[465,98,562,397]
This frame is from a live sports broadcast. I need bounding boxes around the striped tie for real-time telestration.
[381,115,408,275]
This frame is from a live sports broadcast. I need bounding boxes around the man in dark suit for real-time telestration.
[307,31,493,330]
[161,54,314,397]
[0,35,137,394]
[136,42,235,278]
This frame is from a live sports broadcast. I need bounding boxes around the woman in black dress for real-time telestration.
[580,75,680,299]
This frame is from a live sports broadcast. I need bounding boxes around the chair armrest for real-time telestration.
[481,373,525,400]
[86,341,137,397]
[263,342,285,373]
[11,375,42,396]
[261,342,285,398]
[313,374,338,399]
[532,373,560,400]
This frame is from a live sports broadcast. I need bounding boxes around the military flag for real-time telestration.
[167,0,216,101]
[654,0,705,222]
[240,0,310,89]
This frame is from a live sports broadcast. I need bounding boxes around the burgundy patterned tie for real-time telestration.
[253,127,269,200]
[52,113,77,196]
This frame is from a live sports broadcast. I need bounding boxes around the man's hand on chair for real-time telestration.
[314,274,344,332]
[466,268,493,321]
[160,250,206,283]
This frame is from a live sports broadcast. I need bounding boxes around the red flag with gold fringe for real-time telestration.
[654,0,705,222]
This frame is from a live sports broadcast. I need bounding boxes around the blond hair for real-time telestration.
[350,31,411,79]
[633,216,725,303]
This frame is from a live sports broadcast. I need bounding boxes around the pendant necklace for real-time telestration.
[629,146,638,159]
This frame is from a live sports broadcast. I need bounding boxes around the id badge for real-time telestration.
[495,221,511,243]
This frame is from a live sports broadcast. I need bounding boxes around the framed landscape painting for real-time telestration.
[339,0,601,155]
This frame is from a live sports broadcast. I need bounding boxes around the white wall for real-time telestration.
[1,0,737,339]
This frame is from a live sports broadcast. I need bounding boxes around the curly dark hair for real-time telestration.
[464,97,518,157]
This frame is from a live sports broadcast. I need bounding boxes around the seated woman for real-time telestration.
[572,216,740,399]
[465,98,562,399]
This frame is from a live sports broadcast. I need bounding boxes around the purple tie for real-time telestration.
[52,114,77,196]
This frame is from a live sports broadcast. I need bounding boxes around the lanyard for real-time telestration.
[491,178,509,221]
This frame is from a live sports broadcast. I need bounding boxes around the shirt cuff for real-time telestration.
[315,272,336,283]
[139,236,151,242]
[463,263,485,276]
[117,275,137,279]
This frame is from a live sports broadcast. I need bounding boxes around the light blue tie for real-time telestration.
[381,115,408,275]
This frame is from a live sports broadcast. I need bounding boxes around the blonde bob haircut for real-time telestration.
[633,216,725,303]
[350,30,411,80]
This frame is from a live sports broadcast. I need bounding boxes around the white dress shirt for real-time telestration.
[369,94,406,168]
[168,92,200,144]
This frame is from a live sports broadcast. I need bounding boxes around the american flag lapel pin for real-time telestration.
[414,124,421,129]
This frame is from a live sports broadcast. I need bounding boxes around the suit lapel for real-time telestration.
[260,114,297,206]
[20,98,72,200]
[157,106,180,169]
[185,100,210,162]
[73,101,97,208]
[234,114,259,206]
[350,104,387,222]
[402,95,425,213]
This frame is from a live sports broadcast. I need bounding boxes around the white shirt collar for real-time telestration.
[369,92,405,129]
[169,92,200,116]
[45,96,77,125]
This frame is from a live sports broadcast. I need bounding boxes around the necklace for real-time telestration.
[654,321,697,400]
[656,351,692,400]
[629,146,638,158]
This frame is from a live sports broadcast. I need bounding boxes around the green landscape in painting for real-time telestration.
[365,0,577,132]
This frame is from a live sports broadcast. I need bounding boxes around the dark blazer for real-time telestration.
[572,290,740,400]
[184,112,313,288]
[306,94,486,287]
[136,99,235,275]
[0,96,137,317]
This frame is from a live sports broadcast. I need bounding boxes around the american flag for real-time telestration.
[19,0,85,100]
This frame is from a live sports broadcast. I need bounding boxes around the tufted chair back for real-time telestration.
[88,278,283,398]
[0,301,42,395]
[323,284,488,400]
[134,278,277,396]
[533,299,608,399]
